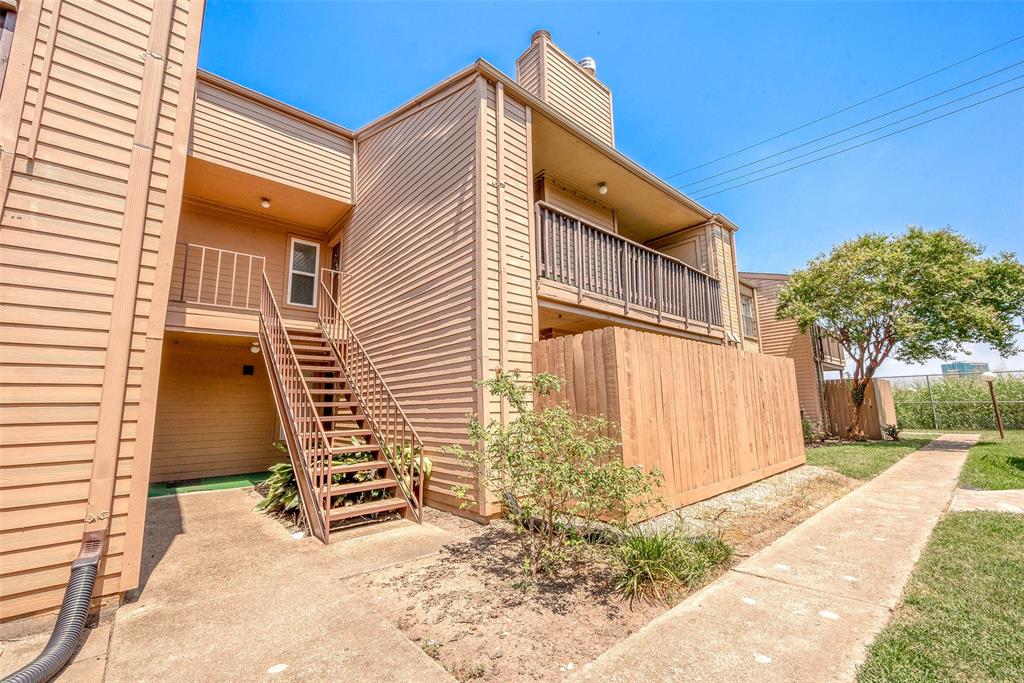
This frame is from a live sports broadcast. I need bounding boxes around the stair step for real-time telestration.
[307,388,352,395]
[301,366,340,373]
[325,428,372,438]
[329,459,390,474]
[329,497,407,522]
[295,354,335,362]
[286,327,323,336]
[305,376,345,383]
[292,343,329,352]
[314,401,357,408]
[331,443,379,455]
[321,414,365,423]
[324,477,399,497]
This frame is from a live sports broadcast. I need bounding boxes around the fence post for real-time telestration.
[925,375,939,429]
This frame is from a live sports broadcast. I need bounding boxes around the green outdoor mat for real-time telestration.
[148,471,270,497]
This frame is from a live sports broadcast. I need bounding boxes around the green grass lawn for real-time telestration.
[960,431,1024,491]
[858,512,1024,683]
[806,438,932,480]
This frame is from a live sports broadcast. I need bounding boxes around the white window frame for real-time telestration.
[286,237,319,308]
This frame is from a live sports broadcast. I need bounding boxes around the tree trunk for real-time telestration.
[847,379,869,441]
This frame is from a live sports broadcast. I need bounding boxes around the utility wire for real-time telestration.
[678,59,1024,191]
[692,85,1024,200]
[687,73,1024,195]
[666,33,1024,179]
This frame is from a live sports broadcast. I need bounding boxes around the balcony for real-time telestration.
[535,203,723,336]
[165,242,270,334]
[812,325,845,370]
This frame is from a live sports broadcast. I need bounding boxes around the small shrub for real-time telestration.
[802,417,825,444]
[883,422,901,441]
[446,370,663,576]
[612,529,732,604]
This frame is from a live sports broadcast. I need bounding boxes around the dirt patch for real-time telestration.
[346,466,856,681]
[648,464,857,557]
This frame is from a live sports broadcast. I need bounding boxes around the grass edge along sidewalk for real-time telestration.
[857,511,1024,683]
[805,438,932,481]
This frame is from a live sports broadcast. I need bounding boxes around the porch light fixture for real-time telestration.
[981,371,1005,440]
[260,197,271,209]
[597,182,608,195]
[250,341,261,354]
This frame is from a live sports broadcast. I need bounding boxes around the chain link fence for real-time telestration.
[880,370,1023,430]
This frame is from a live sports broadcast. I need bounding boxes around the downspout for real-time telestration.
[3,3,178,680]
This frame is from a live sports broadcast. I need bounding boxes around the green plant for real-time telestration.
[446,370,663,575]
[882,423,901,441]
[801,416,825,444]
[612,529,732,603]
[777,227,1024,439]
[893,374,1024,430]
[256,460,302,515]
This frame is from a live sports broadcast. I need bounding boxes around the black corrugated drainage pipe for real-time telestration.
[2,532,106,683]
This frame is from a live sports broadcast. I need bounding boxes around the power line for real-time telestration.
[692,85,1024,200]
[666,33,1024,179]
[688,73,1024,195]
[678,59,1024,191]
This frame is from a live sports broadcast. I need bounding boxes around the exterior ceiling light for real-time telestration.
[597,182,608,195]
[250,341,260,354]
[260,197,271,209]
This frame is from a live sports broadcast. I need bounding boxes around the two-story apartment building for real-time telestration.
[741,272,845,426]
[0,1,797,623]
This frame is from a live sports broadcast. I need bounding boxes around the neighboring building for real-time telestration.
[1,3,786,622]
[941,361,989,376]
[740,273,845,425]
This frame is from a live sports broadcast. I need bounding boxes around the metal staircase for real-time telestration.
[258,271,424,543]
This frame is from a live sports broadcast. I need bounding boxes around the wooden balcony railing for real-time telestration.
[536,203,723,328]
[170,242,266,311]
[812,325,845,367]
[317,268,426,522]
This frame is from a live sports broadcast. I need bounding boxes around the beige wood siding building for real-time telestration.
[741,272,845,425]
[0,0,204,619]
[515,30,614,146]
[1,19,777,624]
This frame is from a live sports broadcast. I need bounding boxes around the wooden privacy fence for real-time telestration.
[822,379,896,440]
[533,328,806,511]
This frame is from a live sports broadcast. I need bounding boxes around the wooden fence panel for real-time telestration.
[822,379,896,440]
[533,328,805,511]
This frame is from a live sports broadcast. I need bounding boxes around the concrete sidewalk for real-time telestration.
[1,488,456,683]
[571,434,979,683]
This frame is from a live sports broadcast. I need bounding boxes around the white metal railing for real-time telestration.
[170,242,266,311]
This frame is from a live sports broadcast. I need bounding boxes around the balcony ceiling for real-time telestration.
[531,113,709,243]
[183,157,351,231]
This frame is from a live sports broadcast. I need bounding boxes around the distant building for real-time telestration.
[941,361,990,376]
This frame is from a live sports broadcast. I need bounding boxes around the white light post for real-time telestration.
[981,371,1004,440]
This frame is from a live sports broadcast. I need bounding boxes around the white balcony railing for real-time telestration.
[170,242,266,311]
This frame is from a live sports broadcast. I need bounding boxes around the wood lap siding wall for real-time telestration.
[151,335,282,482]
[534,328,805,510]
[0,0,202,619]
[340,79,482,513]
[744,274,824,423]
[190,79,354,204]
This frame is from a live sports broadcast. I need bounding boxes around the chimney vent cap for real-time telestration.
[578,56,597,76]
[532,29,552,43]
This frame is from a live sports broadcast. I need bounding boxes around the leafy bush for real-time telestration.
[447,370,663,575]
[801,416,825,444]
[257,438,394,521]
[612,529,732,603]
[883,423,901,441]
[892,374,1024,430]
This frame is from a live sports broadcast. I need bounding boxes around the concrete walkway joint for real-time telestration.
[571,433,980,683]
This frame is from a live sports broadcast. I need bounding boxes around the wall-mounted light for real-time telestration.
[260,197,271,209]
[597,182,608,195]
[250,341,261,354]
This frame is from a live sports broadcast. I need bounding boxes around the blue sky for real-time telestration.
[199,1,1023,374]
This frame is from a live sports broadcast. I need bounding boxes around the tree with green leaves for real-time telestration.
[777,226,1024,439]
